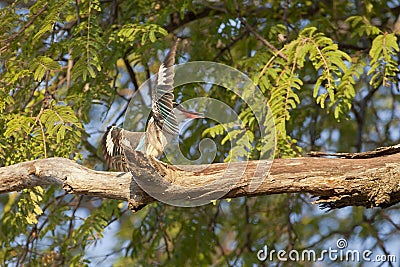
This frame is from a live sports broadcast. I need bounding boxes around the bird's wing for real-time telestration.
[102,126,144,172]
[151,39,179,135]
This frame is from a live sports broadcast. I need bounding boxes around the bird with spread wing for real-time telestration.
[102,40,202,172]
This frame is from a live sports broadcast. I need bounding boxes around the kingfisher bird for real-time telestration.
[102,40,202,172]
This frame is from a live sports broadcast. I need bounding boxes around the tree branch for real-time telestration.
[164,8,222,33]
[233,0,288,61]
[123,56,140,91]
[1,146,400,212]
[238,17,288,61]
[0,3,48,54]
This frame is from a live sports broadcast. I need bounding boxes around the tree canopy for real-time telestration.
[1,0,400,266]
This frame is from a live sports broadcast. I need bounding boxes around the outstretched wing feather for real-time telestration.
[152,40,179,135]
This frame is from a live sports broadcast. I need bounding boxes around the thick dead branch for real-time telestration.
[1,147,400,212]
[307,144,400,159]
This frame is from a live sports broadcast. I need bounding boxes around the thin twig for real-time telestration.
[38,120,47,158]
[123,56,140,91]
[213,30,249,61]
[233,0,288,61]
[0,3,49,54]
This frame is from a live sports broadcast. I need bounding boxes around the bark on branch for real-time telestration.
[1,145,400,212]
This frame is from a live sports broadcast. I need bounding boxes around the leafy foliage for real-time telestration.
[346,15,381,37]
[368,33,400,87]
[240,27,354,156]
[117,23,168,44]
[30,56,62,82]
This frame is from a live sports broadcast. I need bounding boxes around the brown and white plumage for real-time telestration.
[151,39,180,135]
[102,39,202,171]
[139,39,181,158]
[102,125,144,172]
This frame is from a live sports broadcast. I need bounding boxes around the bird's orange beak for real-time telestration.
[175,104,204,118]
[183,110,204,119]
